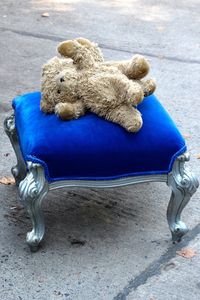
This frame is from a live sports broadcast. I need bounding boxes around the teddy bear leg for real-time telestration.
[125,81,144,106]
[55,102,85,120]
[138,78,156,97]
[107,105,143,132]
[125,55,150,80]
[57,40,96,69]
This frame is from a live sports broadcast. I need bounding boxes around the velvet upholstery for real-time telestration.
[12,92,186,182]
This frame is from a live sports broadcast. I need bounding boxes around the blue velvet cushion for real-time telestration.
[12,92,186,182]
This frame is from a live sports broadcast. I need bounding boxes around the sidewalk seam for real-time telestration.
[0,27,200,65]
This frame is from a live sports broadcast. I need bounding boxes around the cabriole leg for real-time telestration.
[4,114,27,186]
[167,152,199,242]
[19,162,49,251]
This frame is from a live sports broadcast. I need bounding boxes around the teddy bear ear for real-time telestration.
[75,37,94,48]
[57,40,79,58]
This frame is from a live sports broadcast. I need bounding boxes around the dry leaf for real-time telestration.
[0,176,15,185]
[182,133,191,139]
[196,153,200,159]
[176,247,197,259]
[41,12,49,17]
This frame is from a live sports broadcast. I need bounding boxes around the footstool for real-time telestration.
[4,92,199,251]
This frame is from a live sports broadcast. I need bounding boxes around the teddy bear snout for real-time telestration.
[60,77,65,82]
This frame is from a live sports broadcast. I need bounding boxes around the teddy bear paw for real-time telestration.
[127,119,143,132]
[55,103,75,120]
[143,78,156,96]
[127,55,150,79]
[126,110,143,132]
[126,84,144,105]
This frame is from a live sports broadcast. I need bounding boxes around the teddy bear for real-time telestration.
[40,38,156,132]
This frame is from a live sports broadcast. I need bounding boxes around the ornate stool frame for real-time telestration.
[4,114,199,252]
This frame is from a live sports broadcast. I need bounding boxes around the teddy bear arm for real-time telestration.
[55,101,85,120]
[106,104,143,132]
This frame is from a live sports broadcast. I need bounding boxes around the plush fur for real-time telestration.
[41,38,156,132]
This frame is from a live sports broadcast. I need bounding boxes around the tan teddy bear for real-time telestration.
[40,38,156,132]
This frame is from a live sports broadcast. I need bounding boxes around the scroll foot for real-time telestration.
[167,152,199,242]
[19,162,49,251]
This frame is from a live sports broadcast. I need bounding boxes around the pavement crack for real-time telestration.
[0,27,200,65]
[113,223,200,300]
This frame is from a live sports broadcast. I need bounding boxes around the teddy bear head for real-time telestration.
[56,68,79,100]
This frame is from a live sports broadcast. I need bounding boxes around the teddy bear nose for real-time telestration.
[60,77,65,82]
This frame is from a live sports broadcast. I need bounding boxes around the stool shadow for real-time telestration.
[39,182,168,247]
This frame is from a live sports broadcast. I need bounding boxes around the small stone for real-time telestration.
[41,12,49,17]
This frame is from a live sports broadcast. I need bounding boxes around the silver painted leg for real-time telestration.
[4,114,27,186]
[19,162,49,251]
[167,152,199,242]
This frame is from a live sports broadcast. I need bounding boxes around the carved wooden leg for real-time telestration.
[167,152,199,242]
[19,162,49,251]
[4,114,27,186]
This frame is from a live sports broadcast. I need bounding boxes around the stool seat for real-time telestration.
[13,92,186,182]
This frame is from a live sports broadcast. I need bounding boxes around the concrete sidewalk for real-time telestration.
[0,1,200,299]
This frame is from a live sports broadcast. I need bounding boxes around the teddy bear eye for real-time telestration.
[60,77,65,82]
[57,90,61,94]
